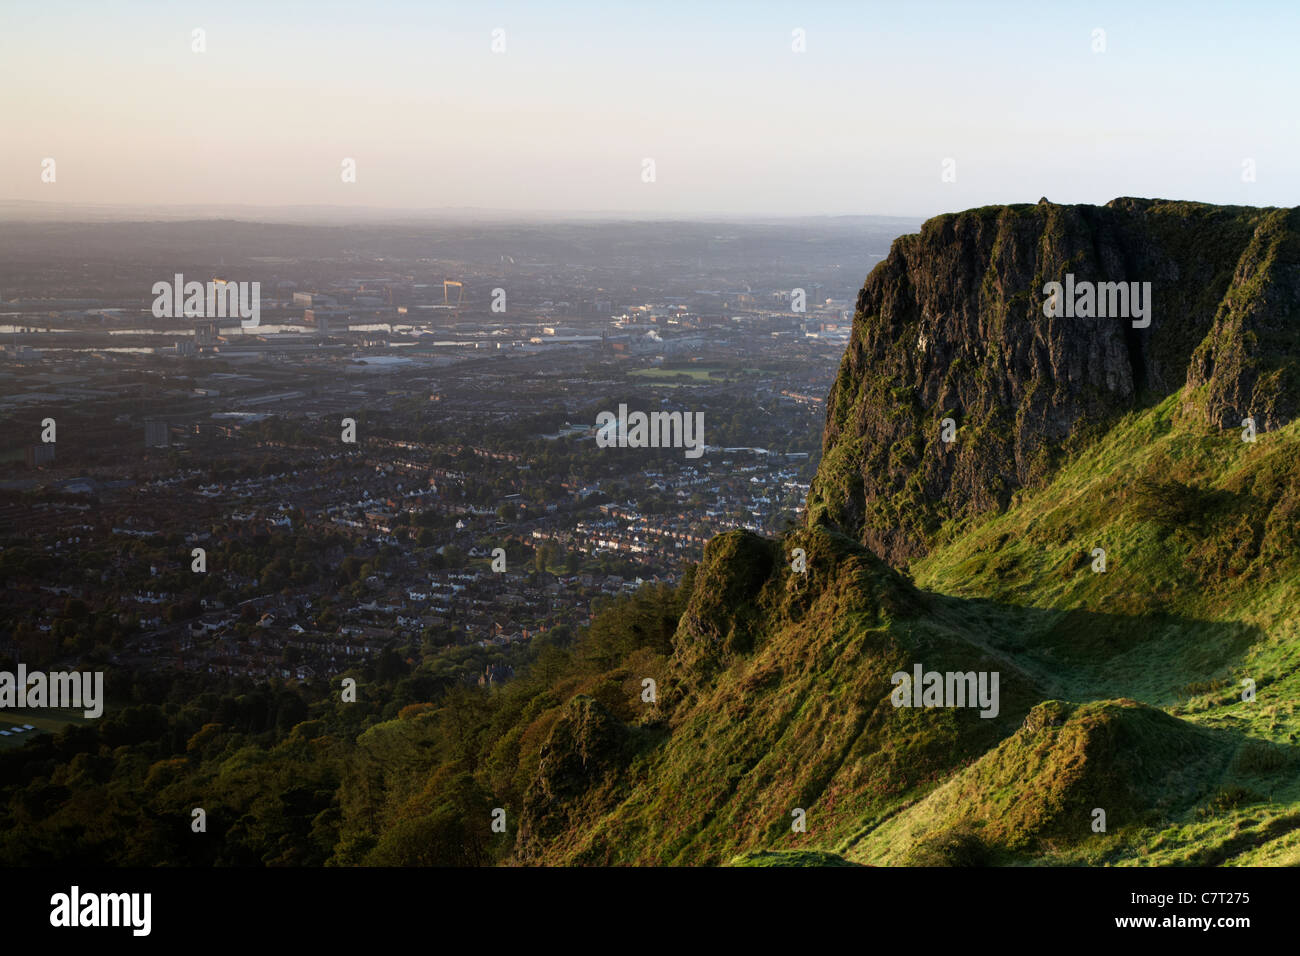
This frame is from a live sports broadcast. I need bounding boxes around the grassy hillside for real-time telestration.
[912,392,1300,711]
[514,392,1300,865]
[857,392,1300,865]
[516,526,1041,864]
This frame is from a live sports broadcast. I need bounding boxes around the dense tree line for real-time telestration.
[0,569,695,866]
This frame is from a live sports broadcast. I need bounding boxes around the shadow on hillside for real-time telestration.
[924,591,1263,707]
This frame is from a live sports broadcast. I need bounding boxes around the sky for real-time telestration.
[2,0,1297,218]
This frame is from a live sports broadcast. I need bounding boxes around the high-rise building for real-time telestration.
[144,421,169,448]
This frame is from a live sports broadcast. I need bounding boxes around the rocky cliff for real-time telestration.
[806,198,1300,565]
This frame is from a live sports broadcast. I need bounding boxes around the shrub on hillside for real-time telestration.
[1131,478,1223,527]
[904,824,992,866]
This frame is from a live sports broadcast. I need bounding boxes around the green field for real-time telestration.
[0,708,91,748]
[627,367,725,382]
[627,366,774,384]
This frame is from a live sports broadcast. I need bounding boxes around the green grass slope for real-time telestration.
[519,392,1300,866]
[516,526,1044,864]
[855,393,1300,864]
[912,392,1300,717]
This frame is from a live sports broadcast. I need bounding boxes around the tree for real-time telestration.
[62,598,90,620]
[339,555,364,583]
[534,540,557,573]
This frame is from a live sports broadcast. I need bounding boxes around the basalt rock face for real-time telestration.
[807,198,1298,567]
[1185,206,1300,432]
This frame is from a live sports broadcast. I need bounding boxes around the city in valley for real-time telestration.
[0,215,910,698]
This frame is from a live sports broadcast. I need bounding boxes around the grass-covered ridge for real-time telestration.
[514,525,1042,864]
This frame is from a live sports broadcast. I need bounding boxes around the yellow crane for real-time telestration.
[443,280,464,319]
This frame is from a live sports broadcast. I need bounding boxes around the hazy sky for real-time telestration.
[3,0,1297,217]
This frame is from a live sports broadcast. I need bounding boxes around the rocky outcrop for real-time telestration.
[807,197,1298,566]
[1186,206,1300,431]
[516,695,630,854]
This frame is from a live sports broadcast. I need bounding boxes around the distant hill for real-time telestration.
[0,199,924,229]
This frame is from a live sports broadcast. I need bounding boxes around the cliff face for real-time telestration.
[807,198,1299,566]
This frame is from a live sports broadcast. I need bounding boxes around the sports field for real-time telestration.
[0,708,90,749]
